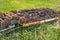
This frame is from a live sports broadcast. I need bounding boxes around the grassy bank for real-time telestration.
[0,0,60,12]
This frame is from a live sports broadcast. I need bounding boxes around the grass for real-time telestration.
[0,0,60,40]
[0,0,60,12]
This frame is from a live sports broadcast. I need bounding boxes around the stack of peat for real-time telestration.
[0,8,60,29]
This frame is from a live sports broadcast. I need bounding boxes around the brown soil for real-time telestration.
[0,8,60,28]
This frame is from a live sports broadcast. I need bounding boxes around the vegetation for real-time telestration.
[0,0,60,40]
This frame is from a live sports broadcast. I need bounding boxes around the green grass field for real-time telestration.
[0,0,60,40]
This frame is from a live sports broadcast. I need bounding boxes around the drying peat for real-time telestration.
[0,8,60,28]
[18,8,60,23]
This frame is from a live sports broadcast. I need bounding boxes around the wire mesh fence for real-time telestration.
[0,22,60,40]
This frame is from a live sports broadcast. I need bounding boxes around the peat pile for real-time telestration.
[18,8,60,23]
[0,8,60,28]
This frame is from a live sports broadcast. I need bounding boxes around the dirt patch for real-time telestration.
[0,8,60,28]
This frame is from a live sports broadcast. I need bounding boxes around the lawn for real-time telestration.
[0,0,60,40]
